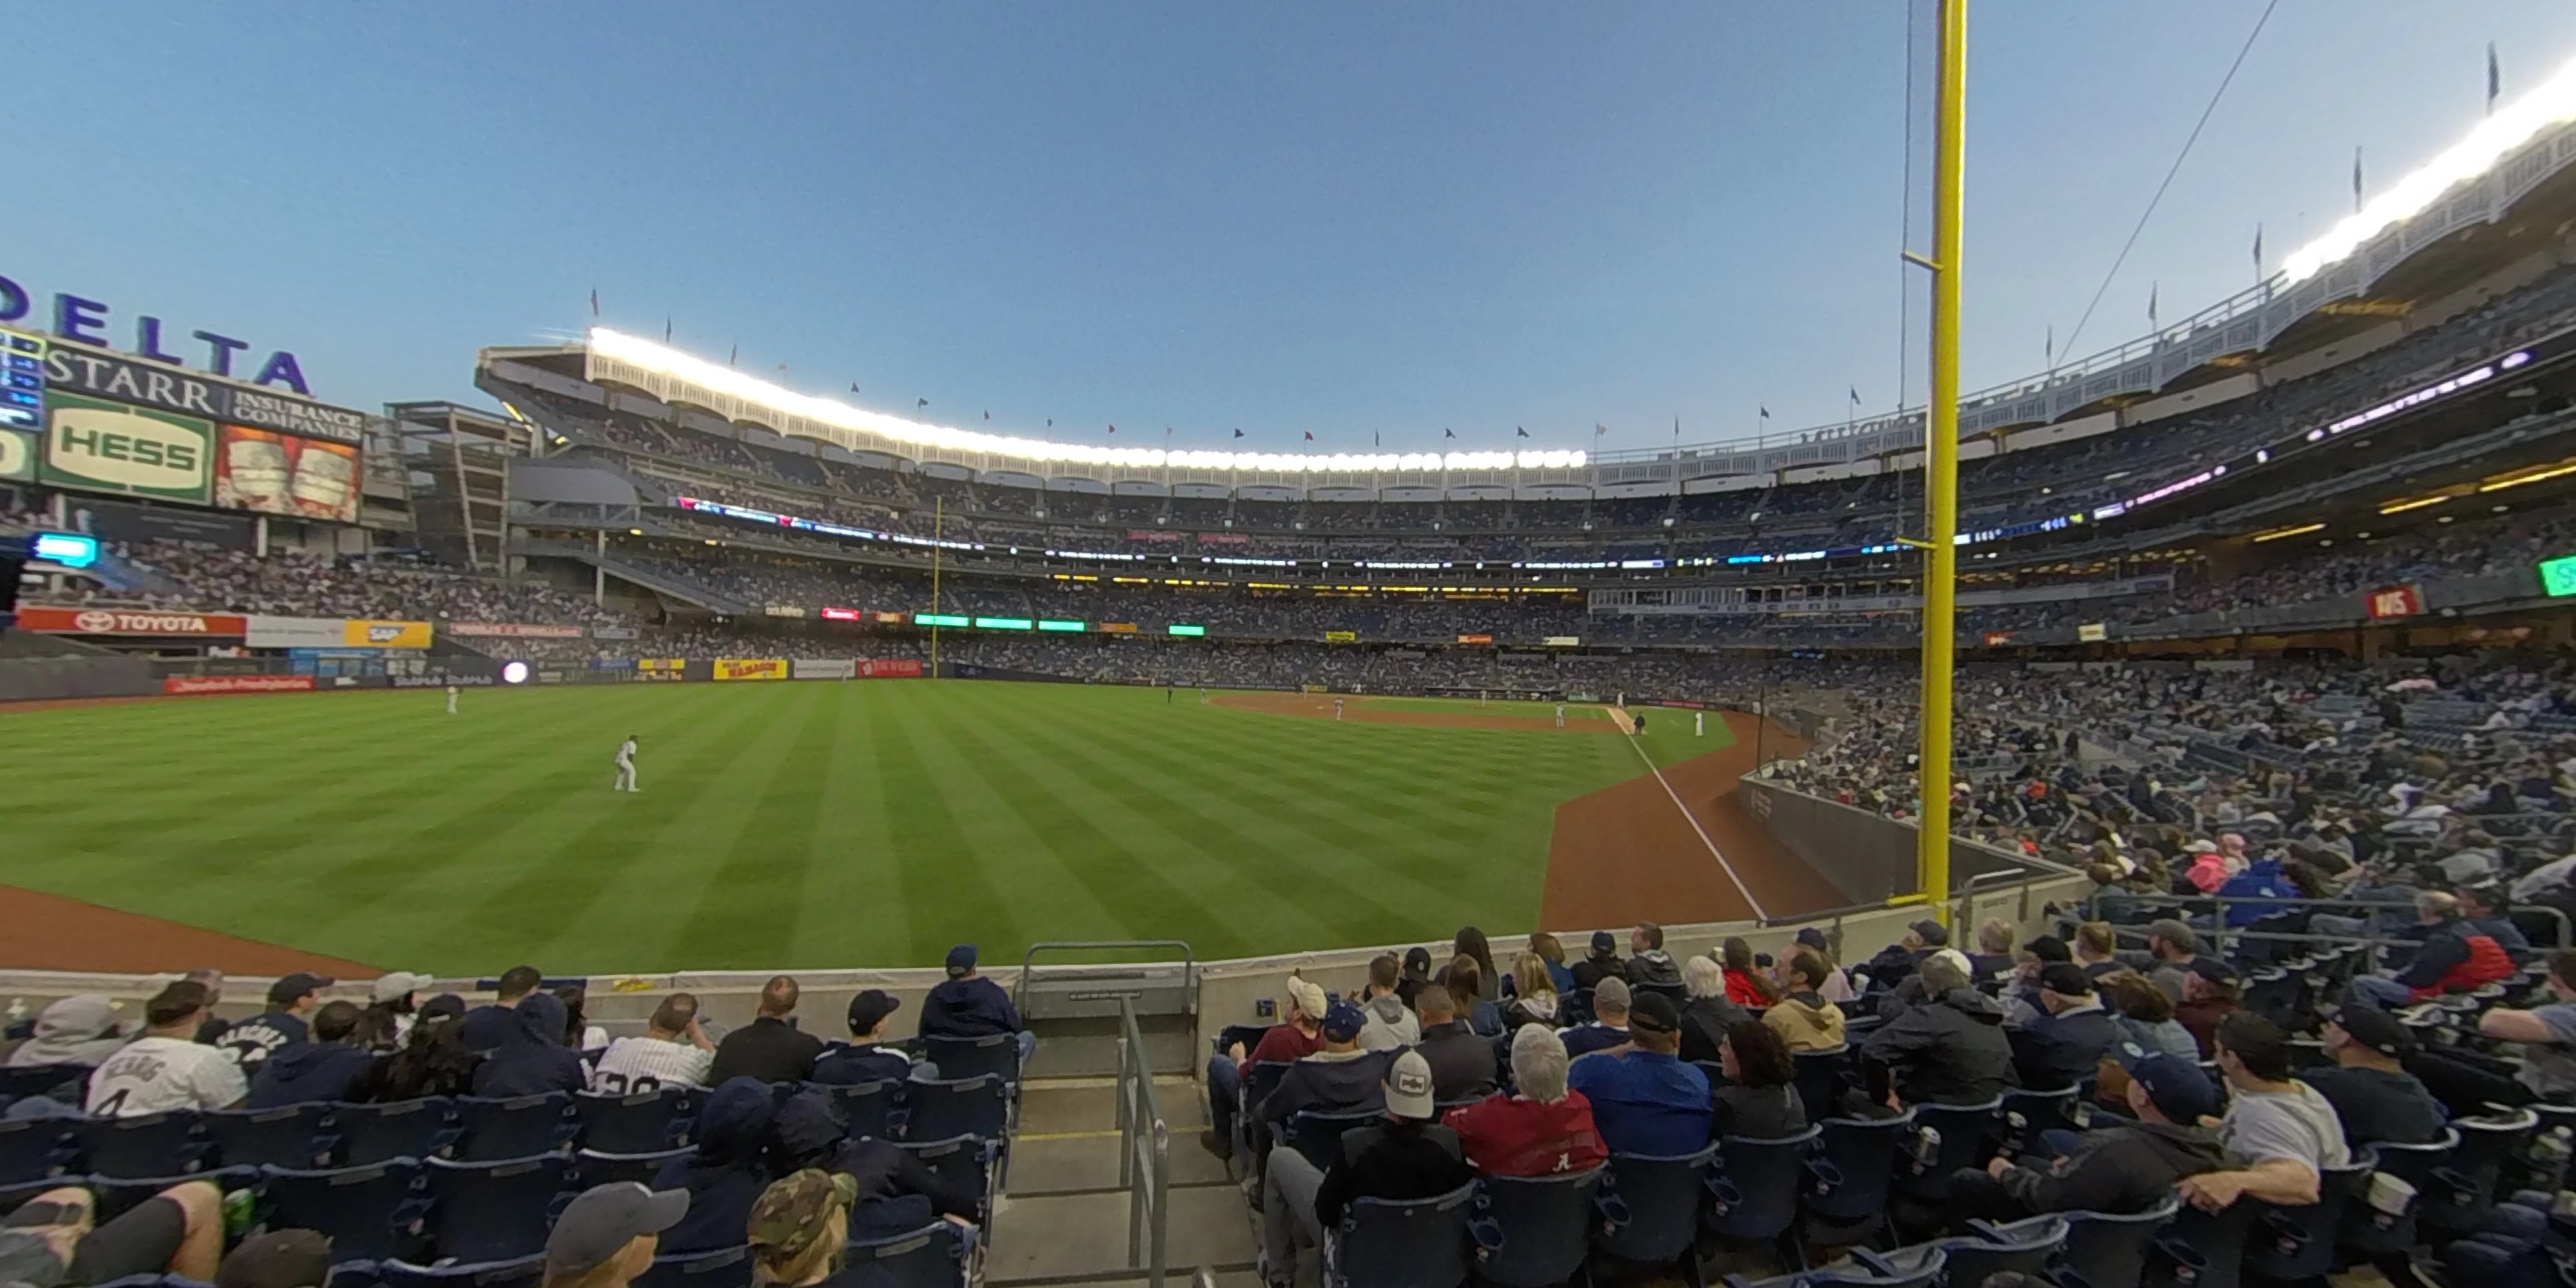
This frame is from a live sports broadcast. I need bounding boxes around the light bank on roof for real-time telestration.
[503,62,2576,504]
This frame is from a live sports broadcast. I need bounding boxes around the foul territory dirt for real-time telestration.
[0,885,379,975]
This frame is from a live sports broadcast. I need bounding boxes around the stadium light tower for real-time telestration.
[1913,0,1967,925]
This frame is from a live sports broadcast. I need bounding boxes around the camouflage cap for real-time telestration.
[747,1169,859,1259]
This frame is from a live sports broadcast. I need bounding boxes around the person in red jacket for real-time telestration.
[1203,974,1327,1160]
[2348,891,2517,1009]
[1720,939,1779,1009]
[1445,1025,1607,1177]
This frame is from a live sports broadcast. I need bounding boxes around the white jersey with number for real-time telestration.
[86,1036,247,1117]
[588,1036,713,1094]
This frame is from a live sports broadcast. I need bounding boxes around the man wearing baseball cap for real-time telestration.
[1258,1049,1472,1288]
[2142,920,2203,1003]
[1860,920,1947,989]
[1570,931,1625,992]
[2301,1006,2445,1145]
[216,973,334,1073]
[1203,973,1329,1162]
[2006,965,2115,1092]
[812,989,918,1087]
[541,1182,688,1288]
[919,947,1030,1064]
[1565,992,1711,1153]
[1256,1000,1392,1135]
[1947,1043,2226,1222]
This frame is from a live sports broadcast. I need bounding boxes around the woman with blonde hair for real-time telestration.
[1528,932,1577,994]
[746,1170,855,1288]
[1504,952,1559,1030]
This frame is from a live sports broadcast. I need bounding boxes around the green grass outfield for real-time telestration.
[0,681,1734,973]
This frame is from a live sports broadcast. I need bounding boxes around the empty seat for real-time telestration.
[2424,1108,2542,1240]
[376,1256,544,1288]
[2343,1131,2452,1256]
[1325,1180,1474,1288]
[334,1099,456,1167]
[0,1066,92,1105]
[890,1138,990,1223]
[637,1245,753,1288]
[1806,1112,1915,1246]
[208,1104,335,1170]
[1995,1087,2082,1156]
[1709,1127,1820,1247]
[0,1117,72,1186]
[260,1159,430,1264]
[817,1222,966,1288]
[576,1088,694,1155]
[427,1152,571,1263]
[1893,1098,2003,1206]
[77,1112,207,1180]
[1466,1169,1600,1288]
[2060,1197,2180,1288]
[454,1095,575,1163]
[802,1081,899,1142]
[1597,1143,1720,1270]
[920,1035,1019,1087]
[574,1147,693,1190]
[899,1077,1006,1145]
[1936,1214,2069,1288]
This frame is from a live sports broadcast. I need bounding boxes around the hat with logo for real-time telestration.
[1402,947,1433,982]
[216,1231,334,1288]
[1285,975,1328,1022]
[845,989,901,1036]
[2113,1042,2222,1123]
[943,945,978,978]
[1908,920,1949,947]
[1628,991,1681,1035]
[747,1169,858,1262]
[2038,964,2094,997]
[545,1182,690,1279]
[267,973,333,1006]
[2329,1005,2415,1058]
[370,972,434,1004]
[1320,999,1368,1043]
[1383,1049,1436,1120]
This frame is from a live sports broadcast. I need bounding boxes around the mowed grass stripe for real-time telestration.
[663,685,846,967]
[863,688,1017,965]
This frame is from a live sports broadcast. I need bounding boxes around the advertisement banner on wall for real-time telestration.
[342,620,432,648]
[213,425,361,524]
[632,658,687,681]
[713,657,788,681]
[242,617,433,649]
[17,605,246,636]
[857,658,923,679]
[40,391,213,504]
[446,622,586,640]
[0,426,31,481]
[2077,623,2109,643]
[163,674,316,696]
[794,659,857,680]
[592,626,640,640]
[2367,585,2424,619]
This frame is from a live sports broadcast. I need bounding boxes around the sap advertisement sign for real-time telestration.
[0,274,309,394]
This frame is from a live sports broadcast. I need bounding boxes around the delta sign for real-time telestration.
[0,273,310,394]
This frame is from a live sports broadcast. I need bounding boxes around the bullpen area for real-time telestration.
[0,680,1824,973]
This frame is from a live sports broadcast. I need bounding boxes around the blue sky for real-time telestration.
[12,2,2576,453]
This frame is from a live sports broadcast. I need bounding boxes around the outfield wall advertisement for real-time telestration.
[713,657,789,681]
[163,674,315,696]
[241,617,433,649]
[448,622,586,639]
[0,427,30,481]
[17,606,246,637]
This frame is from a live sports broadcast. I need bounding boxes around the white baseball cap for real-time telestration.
[370,972,435,1004]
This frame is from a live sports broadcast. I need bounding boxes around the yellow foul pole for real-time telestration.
[1917,0,1967,926]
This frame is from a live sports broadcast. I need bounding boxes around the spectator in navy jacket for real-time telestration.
[812,990,921,1086]
[919,945,1033,1062]
[2008,965,2118,1091]
[461,965,543,1054]
[218,973,332,1074]
[248,1001,377,1108]
[471,992,586,1097]
[650,1077,778,1255]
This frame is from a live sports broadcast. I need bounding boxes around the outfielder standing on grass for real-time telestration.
[1555,702,1566,728]
[445,683,459,716]
[613,734,640,794]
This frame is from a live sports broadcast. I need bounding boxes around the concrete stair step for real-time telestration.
[1026,1016,1200,1081]
[985,1186,1257,1285]
[1017,1077,1207,1136]
[1003,1133,1232,1195]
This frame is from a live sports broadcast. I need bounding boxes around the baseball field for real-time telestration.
[0,681,1827,975]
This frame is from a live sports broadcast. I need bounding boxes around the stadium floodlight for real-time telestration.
[2283,53,2576,285]
[586,328,1585,474]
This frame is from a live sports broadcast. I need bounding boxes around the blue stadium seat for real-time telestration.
[376,1257,544,1288]
[2059,1199,2179,1288]
[891,1138,990,1222]
[1939,1215,2069,1288]
[89,1168,254,1222]
[2143,1198,2251,1288]
[1466,1169,1601,1288]
[2243,1155,2372,1283]
[0,1065,92,1105]
[576,1088,694,1154]
[1324,1179,1474,1288]
[2423,1108,2541,1240]
[574,1146,693,1190]
[1805,1112,1914,1246]
[427,1152,572,1264]
[1280,1110,1383,1173]
[1821,1243,1948,1288]
[207,1104,335,1170]
[1596,1143,1720,1270]
[259,1159,430,1264]
[920,1035,1019,1087]
[637,1245,754,1288]
[454,1094,575,1162]
[1893,1098,2003,1205]
[898,1076,1007,1144]
[2340,1130,2453,1256]
[1995,1087,2083,1156]
[1709,1127,1819,1249]
[1791,1046,1854,1124]
[334,1098,457,1166]
[803,1080,900,1142]
[77,1111,209,1180]
[818,1222,967,1288]
[0,1116,73,1186]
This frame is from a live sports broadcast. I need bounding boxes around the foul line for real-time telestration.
[1621,728,1768,922]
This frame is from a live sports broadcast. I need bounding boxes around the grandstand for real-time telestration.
[19,13,2576,1288]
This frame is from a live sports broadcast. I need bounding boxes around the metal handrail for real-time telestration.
[1117,996,1172,1288]
[2093,890,2573,956]
[1014,940,1200,1009]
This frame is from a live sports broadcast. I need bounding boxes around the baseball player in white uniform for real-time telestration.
[1554,702,1566,728]
[614,734,640,793]
[1333,697,1345,720]
[1695,710,1705,737]
[445,683,459,715]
